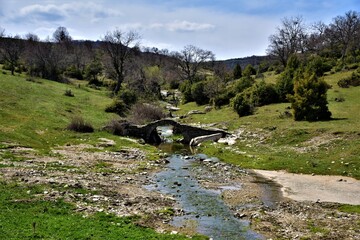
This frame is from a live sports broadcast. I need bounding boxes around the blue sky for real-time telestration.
[0,0,359,59]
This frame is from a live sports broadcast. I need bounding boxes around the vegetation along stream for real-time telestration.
[145,126,273,239]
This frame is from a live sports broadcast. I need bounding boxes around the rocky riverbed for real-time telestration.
[0,140,359,239]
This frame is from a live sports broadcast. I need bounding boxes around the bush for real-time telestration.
[275,55,302,102]
[191,81,209,105]
[105,99,128,117]
[64,66,83,80]
[306,56,333,77]
[337,70,360,88]
[232,90,253,117]
[243,64,256,77]
[119,89,137,106]
[64,89,74,97]
[66,116,94,133]
[213,91,234,108]
[250,81,278,106]
[127,103,165,125]
[233,63,242,79]
[234,76,254,93]
[179,80,193,103]
[104,119,127,135]
[288,73,331,121]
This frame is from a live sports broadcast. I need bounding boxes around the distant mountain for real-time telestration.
[218,55,275,70]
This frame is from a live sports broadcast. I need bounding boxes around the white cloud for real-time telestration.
[170,20,215,32]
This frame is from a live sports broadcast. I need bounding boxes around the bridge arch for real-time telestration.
[115,119,228,145]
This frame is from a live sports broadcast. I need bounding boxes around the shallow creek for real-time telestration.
[145,126,277,239]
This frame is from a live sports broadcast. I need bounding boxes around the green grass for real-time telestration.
[0,181,205,240]
[0,72,117,151]
[180,70,360,179]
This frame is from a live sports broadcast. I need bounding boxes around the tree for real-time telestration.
[25,33,40,42]
[243,64,256,77]
[275,54,301,102]
[288,73,331,121]
[102,29,140,94]
[0,35,25,75]
[173,45,215,83]
[53,26,72,43]
[327,11,360,58]
[85,57,103,84]
[267,16,307,67]
[0,27,5,38]
[233,63,242,79]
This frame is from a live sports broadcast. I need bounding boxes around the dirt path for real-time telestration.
[253,170,360,205]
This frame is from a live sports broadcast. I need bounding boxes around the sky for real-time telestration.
[0,0,359,60]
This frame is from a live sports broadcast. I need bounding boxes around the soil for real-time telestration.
[1,140,359,239]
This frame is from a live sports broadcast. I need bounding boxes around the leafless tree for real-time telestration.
[0,27,5,38]
[0,35,25,75]
[267,16,307,67]
[102,29,140,94]
[173,45,215,83]
[25,33,40,42]
[306,21,328,54]
[327,10,360,58]
[53,26,72,43]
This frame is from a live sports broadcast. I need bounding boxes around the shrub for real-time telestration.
[191,81,209,105]
[306,56,333,77]
[119,89,137,106]
[64,66,83,80]
[234,76,254,93]
[232,90,253,117]
[105,99,128,117]
[64,89,74,97]
[179,80,193,103]
[243,64,256,77]
[213,91,234,108]
[250,81,279,106]
[233,63,242,79]
[288,73,331,121]
[275,55,302,102]
[66,116,94,133]
[128,103,165,125]
[337,70,360,88]
[104,119,127,135]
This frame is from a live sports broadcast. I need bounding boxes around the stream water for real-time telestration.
[145,126,274,239]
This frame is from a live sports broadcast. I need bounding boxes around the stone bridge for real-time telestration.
[116,119,228,144]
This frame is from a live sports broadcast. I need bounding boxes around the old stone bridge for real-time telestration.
[115,119,228,144]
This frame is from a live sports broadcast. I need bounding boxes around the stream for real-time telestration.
[145,126,278,240]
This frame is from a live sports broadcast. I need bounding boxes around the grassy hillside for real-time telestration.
[0,71,119,151]
[178,70,360,179]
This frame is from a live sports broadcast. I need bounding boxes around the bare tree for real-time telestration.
[102,29,140,94]
[0,35,25,75]
[25,33,40,42]
[306,21,328,54]
[0,27,5,38]
[267,16,307,67]
[53,26,72,43]
[173,45,215,83]
[327,11,360,58]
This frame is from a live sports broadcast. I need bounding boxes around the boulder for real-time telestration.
[189,133,223,146]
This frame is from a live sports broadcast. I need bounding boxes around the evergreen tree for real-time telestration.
[288,73,331,121]
[233,63,242,79]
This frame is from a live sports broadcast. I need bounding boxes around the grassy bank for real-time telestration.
[0,181,205,240]
[179,70,360,179]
